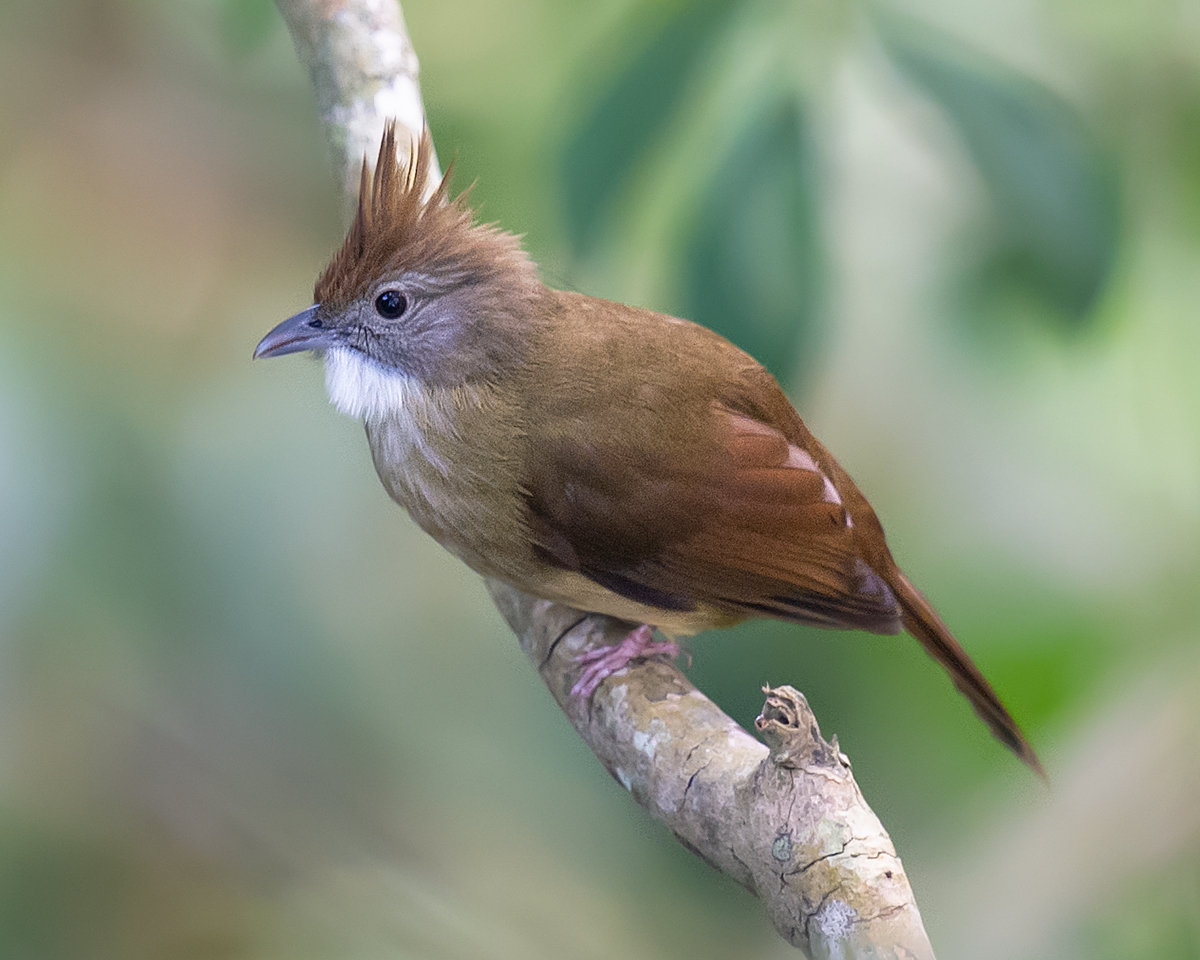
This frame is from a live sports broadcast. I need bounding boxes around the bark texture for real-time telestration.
[489,587,935,959]
[276,0,434,194]
[273,1,937,955]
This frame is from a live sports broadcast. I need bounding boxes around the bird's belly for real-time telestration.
[363,406,526,564]
[367,415,738,634]
[531,568,743,635]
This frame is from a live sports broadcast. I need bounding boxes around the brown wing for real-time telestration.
[523,401,902,633]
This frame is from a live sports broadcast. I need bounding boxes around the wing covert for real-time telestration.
[523,401,902,633]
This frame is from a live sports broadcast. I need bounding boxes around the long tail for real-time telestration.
[889,568,1045,778]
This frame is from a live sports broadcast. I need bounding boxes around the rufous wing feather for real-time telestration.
[520,302,1041,773]
[524,401,903,634]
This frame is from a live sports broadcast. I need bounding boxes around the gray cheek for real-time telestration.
[394,303,482,385]
[354,301,432,374]
[415,305,468,357]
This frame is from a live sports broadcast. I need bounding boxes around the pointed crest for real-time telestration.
[314,123,529,307]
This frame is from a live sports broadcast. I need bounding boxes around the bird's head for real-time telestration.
[254,123,542,418]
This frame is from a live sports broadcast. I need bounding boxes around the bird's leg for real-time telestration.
[570,624,681,700]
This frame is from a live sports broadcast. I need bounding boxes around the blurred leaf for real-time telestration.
[1085,854,1200,960]
[561,0,737,252]
[0,814,129,960]
[877,12,1120,329]
[680,94,823,386]
[219,0,277,57]
[1166,88,1200,233]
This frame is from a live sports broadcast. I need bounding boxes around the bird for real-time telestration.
[255,123,1042,775]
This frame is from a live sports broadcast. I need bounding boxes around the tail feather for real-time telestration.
[890,569,1045,778]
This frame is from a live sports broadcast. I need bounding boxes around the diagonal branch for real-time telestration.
[272,2,936,956]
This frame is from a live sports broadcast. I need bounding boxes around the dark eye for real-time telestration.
[306,317,324,329]
[375,290,407,319]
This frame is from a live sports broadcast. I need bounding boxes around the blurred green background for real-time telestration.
[1,0,1199,957]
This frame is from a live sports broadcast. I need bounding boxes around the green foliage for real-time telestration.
[1164,88,1200,234]
[561,0,739,254]
[562,0,826,385]
[564,0,1121,389]
[1086,857,1200,960]
[681,94,822,382]
[877,11,1121,332]
[561,0,737,253]
[0,814,130,960]
[218,0,277,57]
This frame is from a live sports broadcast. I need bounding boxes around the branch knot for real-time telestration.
[755,685,850,773]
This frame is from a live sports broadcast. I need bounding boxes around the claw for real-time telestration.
[569,624,681,699]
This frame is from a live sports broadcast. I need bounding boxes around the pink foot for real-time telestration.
[569,624,681,700]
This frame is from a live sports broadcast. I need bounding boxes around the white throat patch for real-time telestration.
[324,347,413,420]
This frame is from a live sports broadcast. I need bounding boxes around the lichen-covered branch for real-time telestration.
[489,586,934,959]
[275,0,435,195]
[272,1,936,955]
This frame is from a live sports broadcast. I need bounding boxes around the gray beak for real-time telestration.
[253,305,336,359]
